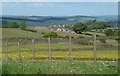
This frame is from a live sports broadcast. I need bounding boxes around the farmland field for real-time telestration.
[1,42,118,59]
[1,29,119,74]
[2,28,42,38]
[2,28,80,38]
[1,2,119,75]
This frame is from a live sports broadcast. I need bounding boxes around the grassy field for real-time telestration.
[1,42,118,59]
[1,41,118,74]
[2,28,42,38]
[1,50,118,59]
[2,42,118,60]
[2,28,80,38]
[1,28,118,74]
[2,43,93,52]
[2,61,118,74]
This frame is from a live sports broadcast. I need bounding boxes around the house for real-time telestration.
[28,27,49,30]
[56,28,62,32]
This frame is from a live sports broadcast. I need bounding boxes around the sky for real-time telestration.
[1,2,118,16]
[1,0,119,2]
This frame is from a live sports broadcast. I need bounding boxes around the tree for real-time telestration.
[92,22,110,29]
[72,22,87,34]
[7,22,19,28]
[114,30,120,36]
[43,32,58,38]
[104,29,114,36]
[20,21,26,29]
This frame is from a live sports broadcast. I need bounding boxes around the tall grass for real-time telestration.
[2,61,118,74]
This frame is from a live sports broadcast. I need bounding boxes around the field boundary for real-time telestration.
[2,34,118,63]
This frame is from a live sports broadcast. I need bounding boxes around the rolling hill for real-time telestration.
[2,28,42,38]
[0,15,108,27]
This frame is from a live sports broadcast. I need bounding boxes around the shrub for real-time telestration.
[65,35,69,38]
[115,38,120,42]
[99,38,106,43]
[104,29,114,36]
[77,35,84,39]
[43,32,58,38]
[7,22,19,28]
[41,32,45,34]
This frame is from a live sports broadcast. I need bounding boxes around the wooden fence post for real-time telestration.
[48,38,52,63]
[18,41,21,62]
[93,33,97,64]
[32,39,35,62]
[69,37,72,61]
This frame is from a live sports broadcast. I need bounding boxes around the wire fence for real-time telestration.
[1,34,119,63]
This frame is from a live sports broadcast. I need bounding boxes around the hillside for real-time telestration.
[0,15,107,27]
[97,15,118,24]
[2,28,42,38]
[2,28,81,38]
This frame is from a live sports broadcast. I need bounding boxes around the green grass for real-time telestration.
[2,43,93,52]
[2,28,42,38]
[1,50,118,59]
[1,42,118,59]
[2,61,118,74]
[2,28,80,38]
[1,28,118,74]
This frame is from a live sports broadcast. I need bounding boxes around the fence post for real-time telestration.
[69,37,72,61]
[48,38,52,63]
[18,41,21,62]
[32,39,35,62]
[93,33,97,64]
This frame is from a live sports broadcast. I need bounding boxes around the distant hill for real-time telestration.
[0,15,115,27]
[97,15,118,24]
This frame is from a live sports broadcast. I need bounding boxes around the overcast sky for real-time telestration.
[1,2,118,16]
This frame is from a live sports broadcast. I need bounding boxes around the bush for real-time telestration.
[104,29,114,36]
[7,22,19,28]
[41,32,45,34]
[77,35,84,39]
[65,35,69,38]
[115,38,120,42]
[43,32,58,38]
[99,38,106,43]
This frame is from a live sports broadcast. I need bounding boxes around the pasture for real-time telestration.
[2,61,118,74]
[1,31,119,74]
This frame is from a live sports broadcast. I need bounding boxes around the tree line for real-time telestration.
[2,21,26,29]
[69,20,119,37]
